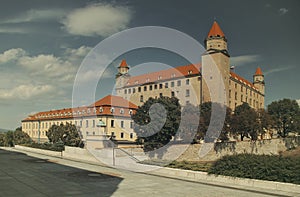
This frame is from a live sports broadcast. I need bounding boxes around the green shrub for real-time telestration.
[208,154,300,184]
[23,142,64,152]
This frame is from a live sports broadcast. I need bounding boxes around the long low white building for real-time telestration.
[22,95,138,143]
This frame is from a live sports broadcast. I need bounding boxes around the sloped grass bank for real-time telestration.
[208,154,300,184]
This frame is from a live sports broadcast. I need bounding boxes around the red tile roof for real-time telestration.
[230,72,257,90]
[22,95,137,122]
[207,21,225,38]
[255,67,263,75]
[90,95,137,109]
[124,63,201,87]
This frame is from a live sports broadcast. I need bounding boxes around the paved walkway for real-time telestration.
[1,148,299,197]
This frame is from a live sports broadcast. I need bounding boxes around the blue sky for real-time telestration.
[0,0,299,129]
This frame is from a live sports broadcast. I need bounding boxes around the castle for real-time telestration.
[22,21,265,143]
[115,21,265,110]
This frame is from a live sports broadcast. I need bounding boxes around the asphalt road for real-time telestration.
[0,148,298,197]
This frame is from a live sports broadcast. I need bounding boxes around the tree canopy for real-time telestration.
[46,122,83,147]
[132,96,181,151]
[199,102,231,142]
[267,98,300,137]
[0,127,32,147]
[231,103,259,141]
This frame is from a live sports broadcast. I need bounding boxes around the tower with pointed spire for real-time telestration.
[253,67,265,94]
[202,20,230,105]
[115,59,130,90]
[205,21,229,56]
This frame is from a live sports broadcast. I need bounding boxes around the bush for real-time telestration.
[23,142,64,152]
[208,154,300,184]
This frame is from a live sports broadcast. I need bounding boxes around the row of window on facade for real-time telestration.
[229,100,262,109]
[230,80,259,97]
[131,71,194,86]
[24,119,134,130]
[229,90,258,100]
[26,129,134,140]
[84,131,134,139]
[124,79,190,94]
[35,107,133,119]
[229,89,260,105]
[139,89,190,102]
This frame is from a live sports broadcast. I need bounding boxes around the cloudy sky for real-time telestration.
[0,0,299,129]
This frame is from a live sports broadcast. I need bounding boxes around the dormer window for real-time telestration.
[120,108,124,114]
[99,107,103,113]
[188,70,193,75]
[87,109,90,114]
[129,109,133,115]
[93,108,96,113]
[135,80,139,84]
[171,73,176,78]
[110,107,115,113]
[158,76,162,80]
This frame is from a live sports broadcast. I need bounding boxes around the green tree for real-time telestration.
[132,96,181,151]
[47,122,83,147]
[13,129,32,145]
[199,102,232,142]
[257,109,275,139]
[267,99,300,137]
[4,131,14,147]
[180,103,200,143]
[0,133,5,146]
[231,103,259,141]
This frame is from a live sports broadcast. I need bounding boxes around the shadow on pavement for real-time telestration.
[0,149,123,197]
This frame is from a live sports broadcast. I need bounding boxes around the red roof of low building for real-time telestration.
[207,21,225,38]
[90,95,137,109]
[22,95,137,122]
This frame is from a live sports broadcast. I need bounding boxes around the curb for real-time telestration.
[151,167,300,194]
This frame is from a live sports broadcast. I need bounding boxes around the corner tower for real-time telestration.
[253,67,265,93]
[202,21,230,105]
[205,21,229,56]
[115,59,130,89]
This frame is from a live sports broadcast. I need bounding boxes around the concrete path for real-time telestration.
[1,148,299,197]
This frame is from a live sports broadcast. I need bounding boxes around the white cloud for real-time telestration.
[279,8,289,15]
[1,9,65,24]
[0,84,55,100]
[0,27,29,34]
[230,55,261,67]
[0,48,26,63]
[61,3,132,37]
[264,66,294,76]
[65,46,92,57]
[18,54,75,78]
